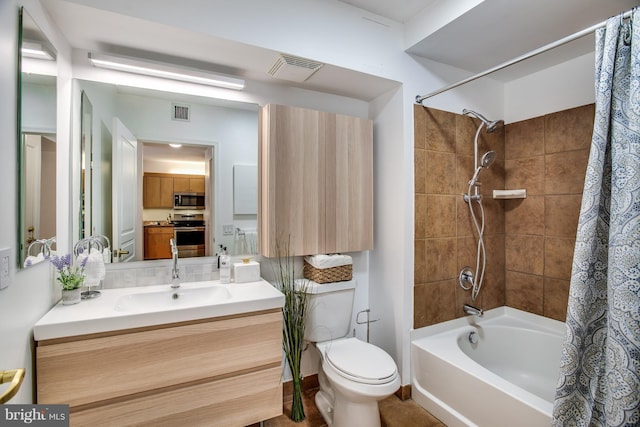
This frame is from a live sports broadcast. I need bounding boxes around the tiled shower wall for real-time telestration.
[414,104,594,328]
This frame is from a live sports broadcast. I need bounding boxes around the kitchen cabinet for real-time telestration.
[259,104,373,257]
[143,173,206,208]
[173,176,205,193]
[143,174,174,208]
[35,310,283,426]
[144,225,174,259]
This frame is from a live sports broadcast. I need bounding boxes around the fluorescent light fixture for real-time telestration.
[21,41,55,60]
[88,52,245,90]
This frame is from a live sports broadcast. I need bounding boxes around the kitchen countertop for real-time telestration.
[34,279,284,341]
[144,221,174,227]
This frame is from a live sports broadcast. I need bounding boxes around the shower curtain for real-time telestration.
[553,10,640,427]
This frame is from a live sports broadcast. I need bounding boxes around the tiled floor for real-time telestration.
[262,388,445,427]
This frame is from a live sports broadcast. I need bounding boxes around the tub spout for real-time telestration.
[464,304,483,317]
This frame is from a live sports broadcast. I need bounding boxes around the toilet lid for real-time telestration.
[324,338,397,385]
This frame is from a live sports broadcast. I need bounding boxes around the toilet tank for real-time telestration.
[295,279,356,342]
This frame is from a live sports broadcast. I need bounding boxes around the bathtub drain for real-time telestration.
[468,331,478,344]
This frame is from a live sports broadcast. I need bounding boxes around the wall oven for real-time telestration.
[172,213,205,257]
[174,192,205,210]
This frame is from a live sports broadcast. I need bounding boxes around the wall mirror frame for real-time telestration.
[18,7,58,269]
[75,77,259,268]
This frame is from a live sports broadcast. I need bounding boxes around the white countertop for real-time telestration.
[34,279,284,341]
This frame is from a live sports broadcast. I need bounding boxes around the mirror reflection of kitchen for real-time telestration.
[142,142,210,261]
[77,79,258,264]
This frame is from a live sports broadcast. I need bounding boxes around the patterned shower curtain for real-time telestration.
[552,10,640,427]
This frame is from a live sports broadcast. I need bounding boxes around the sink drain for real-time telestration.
[172,293,179,300]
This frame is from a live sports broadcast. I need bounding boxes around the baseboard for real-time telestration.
[395,384,412,401]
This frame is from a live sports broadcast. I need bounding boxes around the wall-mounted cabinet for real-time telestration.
[143,173,205,208]
[259,104,373,257]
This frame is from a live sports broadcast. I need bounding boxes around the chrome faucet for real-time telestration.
[170,238,180,288]
[463,304,483,317]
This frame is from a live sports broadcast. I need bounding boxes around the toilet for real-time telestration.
[297,279,400,427]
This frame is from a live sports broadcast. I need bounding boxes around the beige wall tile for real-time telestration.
[505,117,544,159]
[415,194,428,239]
[505,156,545,195]
[545,150,589,194]
[544,277,570,321]
[426,150,457,194]
[425,238,457,282]
[414,239,427,284]
[426,108,457,153]
[545,237,575,280]
[481,198,505,235]
[414,281,456,328]
[505,196,544,235]
[415,148,426,194]
[456,114,478,156]
[456,154,474,194]
[457,236,477,273]
[545,104,595,154]
[505,271,544,315]
[414,105,427,149]
[506,235,544,275]
[426,195,457,238]
[545,195,582,238]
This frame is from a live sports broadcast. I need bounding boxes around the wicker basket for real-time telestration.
[303,260,352,283]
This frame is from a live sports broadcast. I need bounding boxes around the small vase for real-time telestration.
[61,288,81,305]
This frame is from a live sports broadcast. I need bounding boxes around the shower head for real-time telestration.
[469,151,496,187]
[463,109,504,133]
[480,150,496,168]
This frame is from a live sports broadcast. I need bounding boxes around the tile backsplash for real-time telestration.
[102,257,219,289]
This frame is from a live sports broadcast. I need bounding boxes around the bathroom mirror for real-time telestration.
[18,7,57,268]
[75,79,258,264]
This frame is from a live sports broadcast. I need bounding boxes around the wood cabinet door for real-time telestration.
[260,104,325,256]
[327,114,373,252]
[189,177,205,193]
[143,175,161,207]
[173,177,190,193]
[144,227,174,259]
[159,176,174,207]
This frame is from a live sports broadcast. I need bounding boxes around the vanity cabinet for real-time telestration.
[36,310,283,426]
[259,104,373,257]
[143,225,174,259]
[143,173,206,208]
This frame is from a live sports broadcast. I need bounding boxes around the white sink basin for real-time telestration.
[114,285,232,312]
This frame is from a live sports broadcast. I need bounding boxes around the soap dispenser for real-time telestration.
[219,246,231,284]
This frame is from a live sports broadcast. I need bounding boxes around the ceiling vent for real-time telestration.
[172,103,190,122]
[268,54,324,82]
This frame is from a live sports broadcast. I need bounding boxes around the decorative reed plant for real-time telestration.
[272,239,310,422]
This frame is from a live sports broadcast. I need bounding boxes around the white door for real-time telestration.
[23,134,41,259]
[112,118,138,262]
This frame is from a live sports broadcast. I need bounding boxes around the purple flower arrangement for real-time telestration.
[50,253,87,290]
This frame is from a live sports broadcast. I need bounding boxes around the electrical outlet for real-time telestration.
[0,248,10,290]
[223,224,234,236]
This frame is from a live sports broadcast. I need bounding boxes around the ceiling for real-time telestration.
[43,0,639,101]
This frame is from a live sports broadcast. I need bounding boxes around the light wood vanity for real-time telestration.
[34,281,284,426]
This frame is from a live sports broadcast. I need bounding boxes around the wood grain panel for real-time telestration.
[37,311,282,407]
[71,367,282,427]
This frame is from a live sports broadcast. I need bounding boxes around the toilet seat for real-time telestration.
[322,338,398,385]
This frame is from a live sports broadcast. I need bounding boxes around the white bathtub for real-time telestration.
[411,306,565,427]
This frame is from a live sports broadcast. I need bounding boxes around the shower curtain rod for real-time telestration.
[415,8,634,103]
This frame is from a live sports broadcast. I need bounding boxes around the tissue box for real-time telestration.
[233,261,260,284]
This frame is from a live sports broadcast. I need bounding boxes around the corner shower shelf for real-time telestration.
[493,189,527,199]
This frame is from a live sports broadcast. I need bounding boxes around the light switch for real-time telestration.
[0,248,11,290]
[223,224,234,236]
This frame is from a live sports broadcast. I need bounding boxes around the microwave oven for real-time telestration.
[173,192,205,210]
